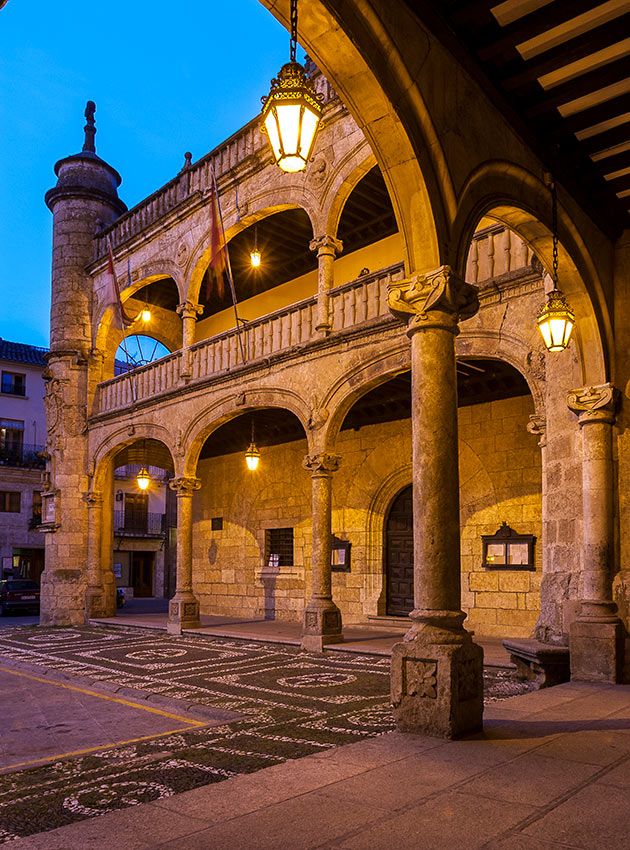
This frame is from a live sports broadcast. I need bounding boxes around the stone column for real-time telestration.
[177,301,203,379]
[567,384,624,682]
[387,266,484,738]
[167,476,202,634]
[84,491,106,618]
[302,452,343,651]
[309,235,342,335]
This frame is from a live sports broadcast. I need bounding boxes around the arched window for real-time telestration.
[114,335,170,374]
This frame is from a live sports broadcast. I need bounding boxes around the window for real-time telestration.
[482,522,535,571]
[0,419,24,455]
[1,371,26,396]
[30,491,42,527]
[265,527,294,567]
[211,517,224,531]
[0,492,21,513]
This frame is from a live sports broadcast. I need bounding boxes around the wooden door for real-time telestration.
[131,552,154,597]
[385,485,414,616]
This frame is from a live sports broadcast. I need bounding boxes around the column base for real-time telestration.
[86,585,115,619]
[301,599,343,652]
[570,601,625,683]
[391,611,484,739]
[167,593,200,635]
[39,569,87,626]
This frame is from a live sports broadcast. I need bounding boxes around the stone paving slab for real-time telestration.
[5,682,630,850]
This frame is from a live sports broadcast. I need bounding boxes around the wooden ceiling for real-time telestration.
[199,358,530,459]
[199,166,398,315]
[402,0,630,237]
[132,277,179,312]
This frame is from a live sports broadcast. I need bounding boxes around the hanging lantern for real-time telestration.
[141,306,152,324]
[250,225,262,268]
[136,466,151,490]
[245,421,260,471]
[537,178,575,352]
[261,0,322,173]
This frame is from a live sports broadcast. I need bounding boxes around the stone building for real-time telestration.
[0,339,47,581]
[40,1,629,737]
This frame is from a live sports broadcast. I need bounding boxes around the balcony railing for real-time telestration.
[114,511,166,537]
[96,264,403,415]
[0,443,46,469]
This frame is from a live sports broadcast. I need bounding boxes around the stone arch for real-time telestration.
[365,465,413,615]
[182,388,314,477]
[322,142,377,238]
[90,423,180,490]
[451,162,610,385]
[456,330,546,418]
[185,197,320,307]
[259,0,447,275]
[94,271,183,357]
[321,343,412,451]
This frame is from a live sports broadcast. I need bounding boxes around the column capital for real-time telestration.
[82,490,103,507]
[176,301,203,320]
[309,234,343,257]
[567,383,619,425]
[169,476,202,495]
[303,452,341,476]
[387,265,479,334]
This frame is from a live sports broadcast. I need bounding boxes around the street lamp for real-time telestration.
[537,178,575,352]
[261,0,323,173]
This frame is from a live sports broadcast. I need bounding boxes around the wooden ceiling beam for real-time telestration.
[562,91,630,133]
[581,122,630,154]
[525,57,630,118]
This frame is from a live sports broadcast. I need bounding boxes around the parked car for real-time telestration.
[0,579,41,615]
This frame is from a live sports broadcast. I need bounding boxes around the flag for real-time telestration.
[205,170,227,302]
[107,239,135,329]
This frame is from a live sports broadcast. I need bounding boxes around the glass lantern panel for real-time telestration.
[264,110,283,163]
[299,107,319,159]
[276,103,302,156]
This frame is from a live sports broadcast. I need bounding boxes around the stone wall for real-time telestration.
[193,393,542,636]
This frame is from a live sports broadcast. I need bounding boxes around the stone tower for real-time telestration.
[40,102,126,625]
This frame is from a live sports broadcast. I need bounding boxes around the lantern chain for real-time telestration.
[551,178,559,292]
[290,0,298,63]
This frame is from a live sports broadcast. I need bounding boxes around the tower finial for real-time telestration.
[83,101,96,153]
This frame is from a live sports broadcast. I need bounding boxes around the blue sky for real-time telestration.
[0,0,295,347]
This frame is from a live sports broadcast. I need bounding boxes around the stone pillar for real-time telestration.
[567,384,625,682]
[85,491,105,617]
[387,266,484,738]
[302,452,343,651]
[309,235,342,335]
[177,301,203,380]
[41,102,126,626]
[167,476,202,634]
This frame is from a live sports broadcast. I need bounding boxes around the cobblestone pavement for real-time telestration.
[0,626,534,843]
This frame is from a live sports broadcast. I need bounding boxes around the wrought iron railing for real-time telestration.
[114,511,166,536]
[0,443,46,469]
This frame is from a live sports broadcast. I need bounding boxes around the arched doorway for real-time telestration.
[385,484,413,616]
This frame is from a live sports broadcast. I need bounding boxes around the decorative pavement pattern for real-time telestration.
[0,626,533,843]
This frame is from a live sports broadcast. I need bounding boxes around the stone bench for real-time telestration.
[502,639,570,688]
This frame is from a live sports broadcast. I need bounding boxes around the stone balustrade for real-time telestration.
[466,224,535,284]
[96,265,403,415]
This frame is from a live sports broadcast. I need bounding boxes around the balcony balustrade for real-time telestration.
[114,511,166,537]
[0,443,46,469]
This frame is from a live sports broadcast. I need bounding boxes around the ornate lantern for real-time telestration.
[537,178,575,352]
[245,421,260,471]
[261,0,322,173]
[136,466,151,490]
[250,225,262,268]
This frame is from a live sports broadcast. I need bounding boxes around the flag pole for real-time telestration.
[211,166,247,364]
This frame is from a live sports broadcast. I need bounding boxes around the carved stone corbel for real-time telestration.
[169,476,202,496]
[303,453,341,476]
[387,265,479,334]
[567,383,619,426]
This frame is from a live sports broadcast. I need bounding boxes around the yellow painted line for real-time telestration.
[0,665,206,727]
[1,725,201,772]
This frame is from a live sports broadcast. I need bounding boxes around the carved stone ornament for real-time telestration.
[567,383,619,425]
[527,414,547,447]
[307,396,329,430]
[309,234,343,257]
[176,241,190,266]
[404,658,438,700]
[43,376,69,436]
[309,156,327,186]
[303,453,342,475]
[387,265,479,329]
[82,491,103,507]
[169,476,202,495]
[176,300,203,320]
